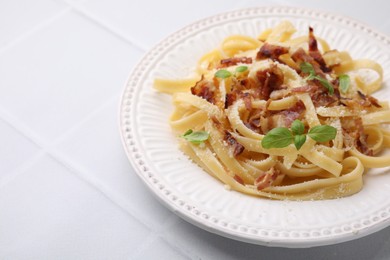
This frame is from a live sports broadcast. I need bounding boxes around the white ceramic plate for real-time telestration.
[119,6,390,248]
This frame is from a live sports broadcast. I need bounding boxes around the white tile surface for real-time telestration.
[0,155,150,259]
[70,0,279,49]
[53,99,173,230]
[0,118,39,179]
[1,0,390,259]
[0,10,142,143]
[133,238,190,260]
[0,0,67,50]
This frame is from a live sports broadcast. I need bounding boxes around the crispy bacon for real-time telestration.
[256,65,284,100]
[247,109,264,130]
[280,100,305,126]
[242,93,252,110]
[308,27,331,73]
[219,57,252,68]
[367,96,382,108]
[225,90,252,109]
[239,78,257,90]
[255,167,279,190]
[256,43,289,61]
[233,175,244,185]
[191,76,216,104]
[342,118,373,156]
[355,118,373,156]
[357,91,382,108]
[224,131,244,156]
[291,48,326,77]
[225,92,237,108]
[311,91,339,107]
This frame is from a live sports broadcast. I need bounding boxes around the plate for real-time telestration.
[119,6,390,248]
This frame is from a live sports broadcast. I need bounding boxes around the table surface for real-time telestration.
[2,0,390,259]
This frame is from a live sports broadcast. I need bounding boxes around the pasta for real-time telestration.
[154,21,390,200]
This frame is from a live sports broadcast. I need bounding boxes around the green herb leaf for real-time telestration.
[294,134,306,150]
[261,127,293,149]
[308,125,337,142]
[315,76,334,95]
[339,74,350,93]
[182,129,209,144]
[235,66,248,73]
[215,69,232,79]
[291,119,305,135]
[183,129,193,136]
[300,62,315,76]
[300,62,334,95]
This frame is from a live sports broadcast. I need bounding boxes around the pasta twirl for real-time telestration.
[154,21,390,200]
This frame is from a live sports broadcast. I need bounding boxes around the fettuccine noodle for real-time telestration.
[154,21,390,200]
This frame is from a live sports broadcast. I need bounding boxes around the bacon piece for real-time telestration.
[256,43,289,61]
[191,76,216,104]
[308,27,331,73]
[224,131,244,156]
[242,93,252,110]
[233,175,244,185]
[266,100,305,128]
[247,109,263,129]
[280,100,305,126]
[311,91,339,107]
[355,118,373,156]
[291,48,326,77]
[367,96,382,108]
[225,92,237,108]
[219,57,252,68]
[255,167,279,190]
[342,118,373,156]
[357,91,382,108]
[225,90,252,109]
[255,65,284,100]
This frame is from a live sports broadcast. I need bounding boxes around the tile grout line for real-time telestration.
[0,95,164,238]
[0,151,47,189]
[0,109,48,148]
[63,1,146,52]
[0,92,117,178]
[46,149,156,230]
[49,94,119,145]
[130,214,195,260]
[159,226,202,260]
[51,149,196,260]
[0,94,154,232]
[0,7,72,55]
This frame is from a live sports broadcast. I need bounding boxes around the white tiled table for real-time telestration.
[2,1,390,259]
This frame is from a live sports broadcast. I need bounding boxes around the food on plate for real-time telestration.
[154,21,390,200]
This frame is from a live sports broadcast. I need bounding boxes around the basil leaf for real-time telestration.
[215,69,232,79]
[315,76,334,95]
[183,129,193,136]
[261,127,293,149]
[339,74,350,93]
[235,66,248,73]
[308,125,337,142]
[291,119,305,135]
[294,134,306,150]
[300,62,315,75]
[182,130,209,144]
[305,74,316,81]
